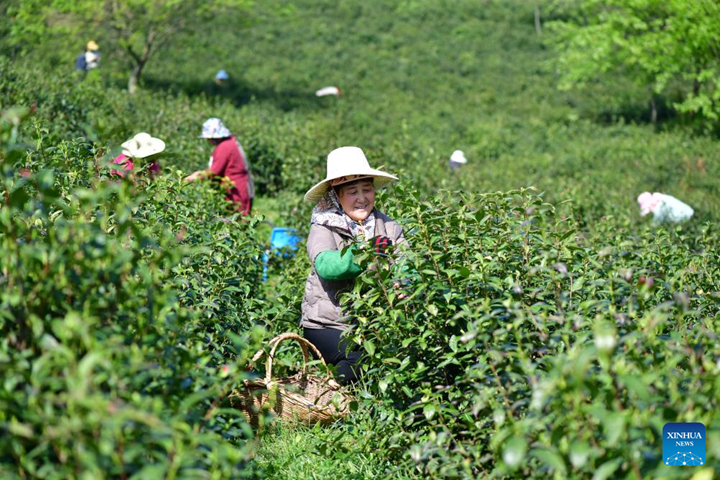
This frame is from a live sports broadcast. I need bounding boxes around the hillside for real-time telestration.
[1,0,719,478]
[145,0,719,221]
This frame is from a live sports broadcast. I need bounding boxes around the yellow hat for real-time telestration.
[87,40,99,51]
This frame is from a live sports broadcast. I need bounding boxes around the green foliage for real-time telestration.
[343,188,720,477]
[142,0,720,219]
[548,0,720,128]
[5,0,252,91]
[0,109,266,478]
[2,0,720,477]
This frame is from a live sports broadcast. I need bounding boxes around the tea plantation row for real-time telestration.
[341,187,720,478]
[1,132,266,477]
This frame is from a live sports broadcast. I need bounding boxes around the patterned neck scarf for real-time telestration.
[310,190,376,239]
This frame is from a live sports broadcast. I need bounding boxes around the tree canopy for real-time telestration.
[548,0,720,127]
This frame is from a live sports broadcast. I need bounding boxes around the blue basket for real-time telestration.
[262,228,301,281]
[270,228,301,253]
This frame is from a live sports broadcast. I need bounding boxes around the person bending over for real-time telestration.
[184,117,255,215]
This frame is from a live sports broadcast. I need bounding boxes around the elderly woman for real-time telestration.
[301,146,405,384]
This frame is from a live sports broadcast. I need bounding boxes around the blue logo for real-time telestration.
[663,423,705,466]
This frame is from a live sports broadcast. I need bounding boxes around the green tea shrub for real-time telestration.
[344,187,719,478]
[139,174,267,359]
[0,112,265,478]
[143,0,720,223]
[0,57,336,204]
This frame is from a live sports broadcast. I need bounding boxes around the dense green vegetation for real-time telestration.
[2,0,719,478]
[548,0,720,128]
[0,104,266,477]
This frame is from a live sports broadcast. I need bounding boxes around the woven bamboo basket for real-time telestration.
[229,332,355,426]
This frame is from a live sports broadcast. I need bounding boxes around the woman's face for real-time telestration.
[337,179,375,222]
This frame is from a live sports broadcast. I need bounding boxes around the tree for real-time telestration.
[547,0,720,126]
[6,0,251,93]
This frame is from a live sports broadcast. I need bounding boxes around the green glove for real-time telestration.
[315,247,363,281]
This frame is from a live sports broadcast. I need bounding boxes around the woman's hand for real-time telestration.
[184,171,201,182]
[184,170,211,182]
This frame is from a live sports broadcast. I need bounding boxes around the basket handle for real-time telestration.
[251,332,331,384]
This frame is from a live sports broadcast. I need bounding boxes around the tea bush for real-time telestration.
[142,0,720,222]
[342,187,720,478]
[0,57,332,201]
[0,109,268,478]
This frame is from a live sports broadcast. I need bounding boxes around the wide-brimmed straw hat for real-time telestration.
[121,133,165,159]
[199,117,232,139]
[304,146,398,202]
[87,40,99,51]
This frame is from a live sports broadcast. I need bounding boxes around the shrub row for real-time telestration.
[340,187,720,478]
[3,42,720,478]
[1,105,267,478]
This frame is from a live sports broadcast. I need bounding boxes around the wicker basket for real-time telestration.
[230,332,355,426]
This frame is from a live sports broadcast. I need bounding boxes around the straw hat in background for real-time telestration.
[121,133,165,159]
[450,150,468,164]
[315,86,341,97]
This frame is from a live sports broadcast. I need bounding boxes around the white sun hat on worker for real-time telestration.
[121,132,165,159]
[450,150,468,164]
[315,86,341,97]
[304,146,398,202]
[199,117,232,139]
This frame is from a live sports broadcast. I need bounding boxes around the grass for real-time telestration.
[253,422,401,479]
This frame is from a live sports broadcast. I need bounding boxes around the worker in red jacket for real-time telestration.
[184,117,255,215]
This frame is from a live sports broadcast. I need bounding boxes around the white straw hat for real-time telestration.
[121,133,165,159]
[450,150,468,164]
[315,86,341,97]
[304,146,398,202]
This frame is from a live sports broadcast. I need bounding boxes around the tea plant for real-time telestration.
[0,112,265,478]
[343,187,720,478]
[2,0,720,477]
